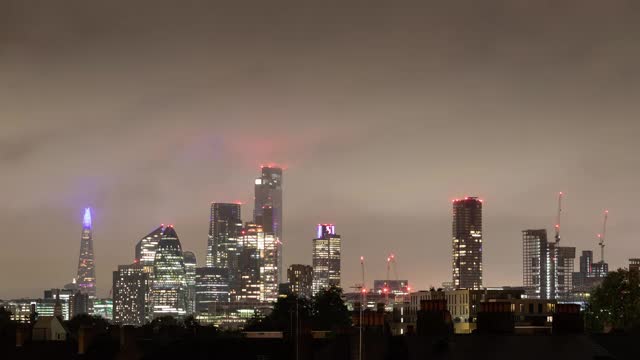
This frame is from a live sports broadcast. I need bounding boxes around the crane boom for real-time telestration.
[555,192,563,244]
[598,210,608,263]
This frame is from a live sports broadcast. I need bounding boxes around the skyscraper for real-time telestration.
[287,264,313,298]
[254,166,283,281]
[207,203,242,269]
[522,229,549,299]
[522,229,575,300]
[76,208,96,298]
[183,251,197,315]
[113,263,149,326]
[312,224,341,294]
[234,223,279,303]
[452,197,483,289]
[135,225,164,273]
[151,225,188,318]
[195,267,230,313]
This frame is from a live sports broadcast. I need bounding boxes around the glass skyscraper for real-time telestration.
[234,223,279,303]
[522,229,575,300]
[151,225,188,318]
[312,224,341,294]
[207,203,242,269]
[76,208,96,298]
[135,225,164,273]
[452,197,483,290]
[183,251,197,315]
[254,166,283,282]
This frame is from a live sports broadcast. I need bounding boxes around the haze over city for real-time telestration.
[2,0,640,299]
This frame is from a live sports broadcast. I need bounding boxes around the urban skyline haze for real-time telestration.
[1,1,640,298]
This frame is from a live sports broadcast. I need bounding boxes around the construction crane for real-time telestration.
[597,210,609,263]
[555,192,563,244]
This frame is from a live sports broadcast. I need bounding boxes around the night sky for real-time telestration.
[2,1,640,299]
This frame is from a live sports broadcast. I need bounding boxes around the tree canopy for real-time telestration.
[587,268,640,332]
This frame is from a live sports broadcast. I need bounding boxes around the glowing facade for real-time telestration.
[113,263,149,326]
[234,223,279,303]
[312,224,341,294]
[183,251,197,314]
[151,226,188,318]
[207,203,242,270]
[452,198,483,290]
[135,225,164,273]
[522,229,575,300]
[254,166,283,281]
[195,267,230,313]
[76,208,96,298]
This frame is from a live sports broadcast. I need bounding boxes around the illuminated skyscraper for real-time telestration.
[207,203,242,269]
[76,208,96,298]
[254,166,283,281]
[234,223,279,303]
[312,224,341,294]
[452,197,483,289]
[135,225,164,273]
[183,251,197,315]
[522,229,575,300]
[113,263,149,326]
[151,225,188,318]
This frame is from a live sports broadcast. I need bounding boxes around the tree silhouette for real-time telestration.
[587,268,640,332]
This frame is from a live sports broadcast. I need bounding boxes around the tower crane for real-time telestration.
[597,210,609,263]
[555,192,563,244]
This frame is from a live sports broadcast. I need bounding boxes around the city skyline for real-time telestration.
[2,1,640,299]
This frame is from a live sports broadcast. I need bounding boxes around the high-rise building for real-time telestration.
[183,251,197,315]
[287,264,313,298]
[254,166,283,281]
[234,223,279,303]
[523,229,549,299]
[151,226,188,318]
[113,263,149,326]
[522,229,575,300]
[312,224,342,294]
[44,289,74,320]
[630,258,640,273]
[207,203,242,269]
[76,208,96,298]
[135,225,164,273]
[452,197,483,289]
[195,267,230,313]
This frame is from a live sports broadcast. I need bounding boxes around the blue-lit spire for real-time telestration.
[83,207,92,228]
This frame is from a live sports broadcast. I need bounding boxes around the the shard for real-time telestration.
[76,207,96,298]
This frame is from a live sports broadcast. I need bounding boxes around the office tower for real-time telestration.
[151,225,188,318]
[195,267,230,313]
[76,208,96,298]
[591,262,608,278]
[312,224,342,294]
[452,197,483,289]
[630,258,640,273]
[287,264,313,298]
[254,166,283,281]
[113,263,149,326]
[523,229,548,299]
[183,251,197,314]
[207,203,242,269]
[233,223,279,303]
[135,225,164,273]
